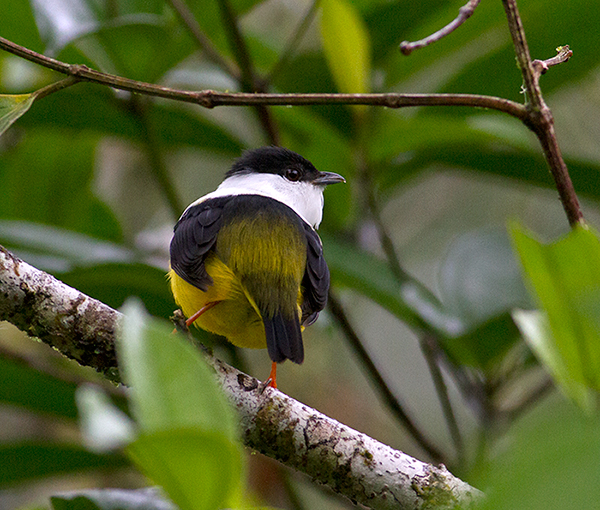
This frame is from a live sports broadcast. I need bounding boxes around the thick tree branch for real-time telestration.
[0,246,482,508]
[0,36,527,121]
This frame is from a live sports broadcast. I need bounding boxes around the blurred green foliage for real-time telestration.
[1,0,600,508]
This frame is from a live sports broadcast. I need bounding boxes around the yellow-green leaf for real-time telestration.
[320,0,371,97]
[510,223,600,410]
[0,94,35,136]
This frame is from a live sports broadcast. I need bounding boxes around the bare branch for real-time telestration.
[266,0,320,84]
[0,244,482,508]
[166,0,242,81]
[0,36,528,121]
[501,0,583,227]
[400,0,481,55]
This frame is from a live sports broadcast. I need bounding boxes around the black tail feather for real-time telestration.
[264,314,304,364]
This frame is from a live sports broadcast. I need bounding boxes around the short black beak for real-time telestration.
[313,171,346,186]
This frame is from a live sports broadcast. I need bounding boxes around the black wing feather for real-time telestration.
[170,198,226,291]
[301,223,330,326]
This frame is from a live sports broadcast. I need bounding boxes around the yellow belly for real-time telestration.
[169,253,268,349]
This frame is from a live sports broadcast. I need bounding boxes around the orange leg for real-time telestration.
[185,301,219,327]
[264,361,278,389]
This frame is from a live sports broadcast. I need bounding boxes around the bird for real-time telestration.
[168,146,345,388]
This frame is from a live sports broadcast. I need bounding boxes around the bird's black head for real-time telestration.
[226,146,343,185]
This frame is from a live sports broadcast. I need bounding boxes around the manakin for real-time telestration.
[168,147,344,388]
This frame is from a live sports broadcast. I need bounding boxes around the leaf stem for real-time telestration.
[216,0,280,145]
[166,0,242,81]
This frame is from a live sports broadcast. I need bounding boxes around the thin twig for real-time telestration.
[216,0,279,145]
[502,376,554,423]
[266,0,320,84]
[367,187,465,468]
[532,45,572,79]
[327,291,445,463]
[32,75,80,100]
[420,334,465,469]
[0,36,529,121]
[127,96,184,218]
[501,0,583,227]
[167,0,242,81]
[400,0,481,55]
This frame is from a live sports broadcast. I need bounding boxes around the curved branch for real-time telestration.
[0,245,482,508]
[400,0,481,55]
[501,0,582,226]
[0,36,528,122]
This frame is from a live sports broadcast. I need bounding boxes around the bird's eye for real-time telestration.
[285,167,301,182]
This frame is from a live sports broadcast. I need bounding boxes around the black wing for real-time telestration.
[301,223,330,326]
[169,197,227,291]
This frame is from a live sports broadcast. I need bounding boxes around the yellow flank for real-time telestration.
[169,252,303,349]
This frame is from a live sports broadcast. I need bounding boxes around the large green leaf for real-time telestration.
[117,301,239,440]
[16,86,244,153]
[0,130,122,241]
[510,224,600,410]
[0,443,128,487]
[0,0,44,52]
[473,398,600,510]
[325,235,464,336]
[69,18,193,82]
[378,142,600,202]
[320,0,371,95]
[0,221,134,272]
[0,356,78,419]
[126,430,243,510]
[0,93,35,136]
[117,302,245,510]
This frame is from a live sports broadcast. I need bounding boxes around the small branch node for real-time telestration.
[532,45,572,79]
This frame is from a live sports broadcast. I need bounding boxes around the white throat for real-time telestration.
[188,173,326,228]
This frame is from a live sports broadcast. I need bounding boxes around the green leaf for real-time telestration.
[442,312,522,372]
[320,0,371,95]
[72,18,192,82]
[438,228,531,327]
[381,142,600,202]
[0,94,35,136]
[510,223,600,409]
[0,355,79,419]
[325,236,464,337]
[51,488,176,510]
[0,221,134,272]
[126,430,244,510]
[513,310,592,410]
[15,86,244,154]
[473,398,600,510]
[117,301,239,440]
[0,130,122,241]
[0,0,44,52]
[0,443,129,487]
[59,263,174,319]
